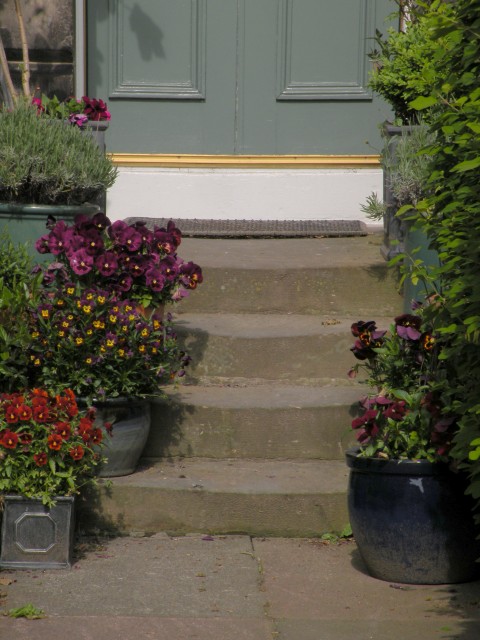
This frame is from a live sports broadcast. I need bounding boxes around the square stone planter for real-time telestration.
[0,495,75,569]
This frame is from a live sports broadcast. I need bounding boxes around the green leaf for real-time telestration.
[409,95,437,110]
[452,157,480,173]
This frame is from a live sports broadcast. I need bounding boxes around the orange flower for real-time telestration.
[69,445,85,461]
[47,433,63,451]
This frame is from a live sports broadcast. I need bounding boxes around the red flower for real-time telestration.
[55,422,71,440]
[33,405,50,422]
[4,405,19,423]
[2,430,19,449]
[90,428,103,445]
[17,404,33,421]
[47,433,63,451]
[69,445,85,460]
[33,452,48,467]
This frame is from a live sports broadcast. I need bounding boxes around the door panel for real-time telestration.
[87,0,237,153]
[87,0,393,154]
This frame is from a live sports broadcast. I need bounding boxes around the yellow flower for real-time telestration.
[66,286,75,296]
[109,314,117,323]
[86,292,94,300]
[138,345,146,353]
[106,339,115,348]
[118,349,126,357]
[83,305,92,314]
[76,337,84,346]
[97,295,106,304]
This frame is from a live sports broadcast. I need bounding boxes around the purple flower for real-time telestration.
[81,229,105,256]
[145,267,166,292]
[92,212,111,232]
[68,113,89,128]
[179,261,203,290]
[69,249,94,275]
[117,273,133,292]
[159,255,180,282]
[48,222,75,255]
[394,314,422,341]
[35,234,51,254]
[95,251,119,277]
[108,221,142,253]
[82,96,111,121]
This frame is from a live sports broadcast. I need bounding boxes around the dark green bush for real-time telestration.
[407,0,480,525]
[368,1,457,124]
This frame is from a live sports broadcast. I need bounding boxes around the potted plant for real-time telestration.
[346,309,480,584]
[0,101,117,254]
[0,387,103,569]
[27,214,201,476]
[34,213,203,315]
[32,93,112,153]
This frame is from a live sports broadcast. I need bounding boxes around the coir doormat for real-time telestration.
[124,218,367,238]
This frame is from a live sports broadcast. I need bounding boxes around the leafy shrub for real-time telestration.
[368,1,457,124]
[406,0,480,525]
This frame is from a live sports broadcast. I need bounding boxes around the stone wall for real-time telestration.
[0,0,74,101]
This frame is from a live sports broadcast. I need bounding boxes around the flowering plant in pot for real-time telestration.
[346,308,480,584]
[0,387,103,569]
[35,213,203,313]
[348,311,454,461]
[0,388,102,506]
[27,283,189,406]
[32,93,111,128]
[28,213,200,477]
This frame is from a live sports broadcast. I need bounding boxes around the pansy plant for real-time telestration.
[348,309,456,462]
[35,214,203,311]
[0,388,104,506]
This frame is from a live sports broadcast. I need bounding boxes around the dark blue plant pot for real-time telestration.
[346,448,480,584]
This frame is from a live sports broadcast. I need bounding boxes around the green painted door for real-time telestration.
[87,0,393,154]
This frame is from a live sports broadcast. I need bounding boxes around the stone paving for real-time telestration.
[1,535,479,640]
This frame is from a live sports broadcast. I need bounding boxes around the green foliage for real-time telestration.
[368,1,457,124]
[0,102,117,205]
[0,232,41,392]
[405,0,480,524]
[5,604,45,619]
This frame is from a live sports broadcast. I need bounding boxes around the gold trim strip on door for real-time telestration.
[109,154,381,168]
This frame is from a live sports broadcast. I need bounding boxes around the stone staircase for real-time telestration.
[79,234,401,537]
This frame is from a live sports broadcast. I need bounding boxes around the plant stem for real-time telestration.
[0,31,18,106]
[14,0,31,97]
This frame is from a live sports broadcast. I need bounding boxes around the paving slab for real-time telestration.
[254,538,480,640]
[0,534,272,640]
[1,536,479,640]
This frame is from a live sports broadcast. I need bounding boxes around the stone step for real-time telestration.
[147,383,360,460]
[78,458,350,537]
[176,314,392,381]
[177,235,401,316]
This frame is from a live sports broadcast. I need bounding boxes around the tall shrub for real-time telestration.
[408,0,480,523]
